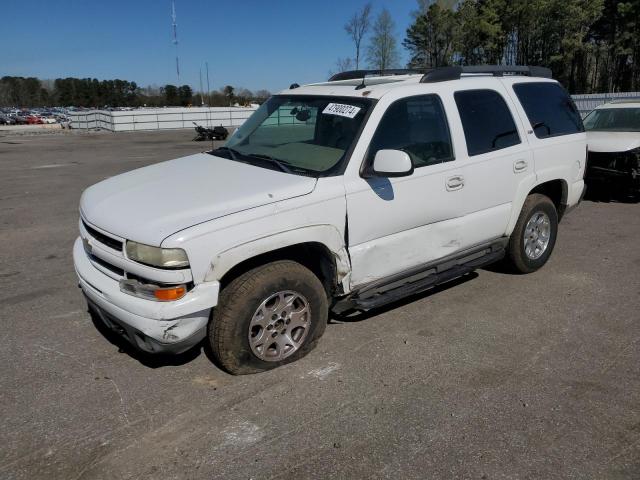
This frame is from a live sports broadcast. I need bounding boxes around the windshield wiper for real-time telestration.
[211,146,240,160]
[211,147,312,175]
[245,153,293,174]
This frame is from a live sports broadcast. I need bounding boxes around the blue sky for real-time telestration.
[2,0,419,93]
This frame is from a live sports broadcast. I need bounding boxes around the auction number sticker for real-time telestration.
[322,103,361,118]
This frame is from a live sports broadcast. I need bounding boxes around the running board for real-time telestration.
[333,240,506,314]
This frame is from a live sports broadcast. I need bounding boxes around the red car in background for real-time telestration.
[26,115,43,125]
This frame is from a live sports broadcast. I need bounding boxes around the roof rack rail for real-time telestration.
[328,69,424,82]
[420,65,552,83]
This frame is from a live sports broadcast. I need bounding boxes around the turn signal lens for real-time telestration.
[119,279,187,302]
[153,286,186,301]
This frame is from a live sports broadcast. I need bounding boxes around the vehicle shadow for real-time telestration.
[88,271,484,368]
[88,307,203,368]
[89,306,235,372]
[329,272,479,323]
[583,183,639,204]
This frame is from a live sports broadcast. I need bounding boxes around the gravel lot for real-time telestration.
[0,129,638,480]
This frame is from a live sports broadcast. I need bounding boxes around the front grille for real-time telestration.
[82,220,123,251]
[88,252,125,276]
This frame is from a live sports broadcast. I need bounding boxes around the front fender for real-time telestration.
[203,224,352,291]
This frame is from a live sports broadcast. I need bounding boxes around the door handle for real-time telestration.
[446,175,464,191]
[513,159,528,172]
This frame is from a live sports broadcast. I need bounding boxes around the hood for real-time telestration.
[587,131,640,153]
[80,153,317,246]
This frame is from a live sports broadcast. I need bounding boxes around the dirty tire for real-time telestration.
[506,193,558,274]
[209,260,328,375]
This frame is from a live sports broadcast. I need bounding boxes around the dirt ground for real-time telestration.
[1,129,638,479]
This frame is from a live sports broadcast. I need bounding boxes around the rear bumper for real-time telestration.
[73,237,218,354]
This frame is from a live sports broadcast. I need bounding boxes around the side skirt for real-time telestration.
[332,239,507,315]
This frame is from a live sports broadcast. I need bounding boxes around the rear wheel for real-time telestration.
[209,260,328,375]
[506,193,558,273]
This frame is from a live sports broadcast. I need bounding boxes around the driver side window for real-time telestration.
[368,94,454,168]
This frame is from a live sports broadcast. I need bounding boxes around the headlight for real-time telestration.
[125,241,189,269]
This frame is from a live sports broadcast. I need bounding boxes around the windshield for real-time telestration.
[584,107,640,132]
[214,95,371,175]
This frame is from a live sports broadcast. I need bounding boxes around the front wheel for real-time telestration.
[209,260,328,375]
[505,193,558,273]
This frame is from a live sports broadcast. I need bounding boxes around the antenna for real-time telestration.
[171,0,180,83]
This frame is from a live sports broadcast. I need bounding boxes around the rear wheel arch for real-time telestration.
[507,178,568,236]
[530,179,568,220]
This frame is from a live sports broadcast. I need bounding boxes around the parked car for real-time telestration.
[584,100,640,200]
[26,115,43,125]
[0,115,15,125]
[74,65,586,374]
[13,115,29,125]
[41,115,57,124]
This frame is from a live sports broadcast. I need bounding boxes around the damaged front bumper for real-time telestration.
[586,150,640,197]
[585,165,640,194]
[73,237,219,354]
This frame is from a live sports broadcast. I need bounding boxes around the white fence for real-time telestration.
[70,92,640,131]
[572,92,640,116]
[69,106,258,132]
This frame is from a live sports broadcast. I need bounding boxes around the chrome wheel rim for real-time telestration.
[524,211,551,260]
[248,290,311,362]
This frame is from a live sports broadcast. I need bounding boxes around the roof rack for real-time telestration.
[420,65,552,83]
[328,69,424,82]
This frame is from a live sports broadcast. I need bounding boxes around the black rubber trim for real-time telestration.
[82,220,123,251]
[333,239,507,314]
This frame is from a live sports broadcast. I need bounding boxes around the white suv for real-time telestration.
[74,66,587,374]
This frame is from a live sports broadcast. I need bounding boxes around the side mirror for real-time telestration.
[370,149,414,177]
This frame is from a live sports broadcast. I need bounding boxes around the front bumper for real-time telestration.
[585,166,640,194]
[73,237,219,354]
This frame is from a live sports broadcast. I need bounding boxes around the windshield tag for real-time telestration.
[323,103,361,119]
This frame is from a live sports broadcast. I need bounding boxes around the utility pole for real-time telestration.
[199,68,205,106]
[172,0,180,83]
[205,62,211,107]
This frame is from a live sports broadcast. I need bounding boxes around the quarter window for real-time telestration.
[513,82,584,138]
[368,95,454,168]
[454,89,521,156]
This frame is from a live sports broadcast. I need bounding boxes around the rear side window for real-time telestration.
[513,82,584,138]
[454,90,520,156]
[368,94,454,168]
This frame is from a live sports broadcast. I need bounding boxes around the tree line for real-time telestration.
[340,0,639,94]
[0,76,271,108]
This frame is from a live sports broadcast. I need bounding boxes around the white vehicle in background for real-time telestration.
[74,65,586,374]
[584,101,640,200]
[41,115,57,124]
